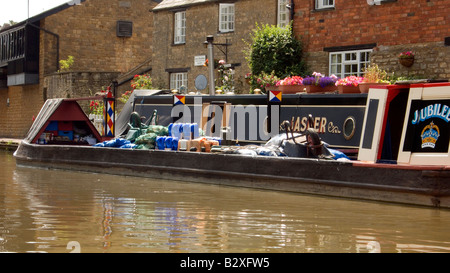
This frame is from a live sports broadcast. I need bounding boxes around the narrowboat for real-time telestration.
[14,82,450,208]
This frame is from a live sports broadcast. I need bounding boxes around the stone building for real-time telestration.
[293,0,450,79]
[0,0,159,138]
[152,0,449,93]
[150,0,290,93]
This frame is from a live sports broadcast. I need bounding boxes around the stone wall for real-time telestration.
[44,71,120,112]
[151,0,278,93]
[371,42,450,79]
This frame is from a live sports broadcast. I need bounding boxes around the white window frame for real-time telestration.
[315,0,334,10]
[170,72,188,90]
[219,3,235,33]
[174,11,186,44]
[329,49,372,78]
[277,0,290,28]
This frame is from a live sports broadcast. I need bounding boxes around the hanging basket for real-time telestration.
[399,57,414,67]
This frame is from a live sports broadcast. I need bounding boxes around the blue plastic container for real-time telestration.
[156,136,166,150]
[46,121,58,131]
[58,130,74,141]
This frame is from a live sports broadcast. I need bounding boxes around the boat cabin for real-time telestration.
[24,98,102,145]
[358,82,450,166]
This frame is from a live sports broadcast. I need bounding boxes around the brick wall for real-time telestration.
[41,0,156,74]
[294,0,449,52]
[294,0,450,78]
[151,0,278,93]
[0,0,158,138]
[0,84,42,138]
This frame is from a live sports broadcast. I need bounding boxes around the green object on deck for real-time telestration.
[126,110,168,149]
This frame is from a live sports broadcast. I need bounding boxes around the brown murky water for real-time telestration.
[1,150,450,253]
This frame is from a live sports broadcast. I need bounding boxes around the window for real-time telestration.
[174,11,186,44]
[329,49,372,78]
[170,72,188,90]
[219,3,235,33]
[277,0,290,27]
[315,0,334,9]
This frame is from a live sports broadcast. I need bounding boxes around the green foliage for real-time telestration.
[131,74,153,90]
[244,23,308,79]
[59,55,75,72]
[363,64,389,83]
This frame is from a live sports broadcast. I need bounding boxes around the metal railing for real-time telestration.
[0,26,26,65]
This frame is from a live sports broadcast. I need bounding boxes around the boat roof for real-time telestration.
[24,98,103,144]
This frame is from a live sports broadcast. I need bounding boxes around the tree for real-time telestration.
[245,23,308,79]
[1,20,18,30]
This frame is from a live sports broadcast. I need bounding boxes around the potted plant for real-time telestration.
[276,76,305,94]
[359,64,389,93]
[253,71,280,94]
[335,76,364,94]
[303,72,338,93]
[89,90,105,134]
[398,51,415,67]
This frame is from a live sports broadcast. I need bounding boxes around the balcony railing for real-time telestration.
[0,26,26,65]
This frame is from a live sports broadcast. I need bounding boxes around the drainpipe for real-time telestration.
[206,35,215,96]
[27,22,60,72]
[287,0,295,33]
[290,0,295,21]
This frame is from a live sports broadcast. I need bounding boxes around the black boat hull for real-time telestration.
[14,141,450,209]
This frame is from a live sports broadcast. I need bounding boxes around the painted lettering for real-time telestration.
[412,104,450,124]
[320,118,327,134]
[314,117,321,131]
[434,103,441,117]
[301,117,307,131]
[292,116,300,132]
[328,122,341,134]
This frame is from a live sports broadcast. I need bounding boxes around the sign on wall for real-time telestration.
[194,55,207,67]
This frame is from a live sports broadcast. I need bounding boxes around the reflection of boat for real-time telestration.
[14,82,450,209]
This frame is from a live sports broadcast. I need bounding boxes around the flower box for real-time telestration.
[266,85,280,91]
[305,85,337,93]
[278,85,305,94]
[337,85,360,94]
[358,83,386,93]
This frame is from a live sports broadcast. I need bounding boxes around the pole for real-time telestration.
[206,35,215,96]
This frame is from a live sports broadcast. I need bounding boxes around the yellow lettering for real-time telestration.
[301,117,307,132]
[294,117,300,132]
[320,118,327,134]
[314,117,321,131]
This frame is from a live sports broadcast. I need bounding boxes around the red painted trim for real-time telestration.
[410,82,450,88]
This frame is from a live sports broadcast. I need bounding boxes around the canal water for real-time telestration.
[1,149,450,253]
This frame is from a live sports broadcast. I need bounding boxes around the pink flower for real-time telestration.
[335,76,364,86]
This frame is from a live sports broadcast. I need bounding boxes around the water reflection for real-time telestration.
[1,150,450,253]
